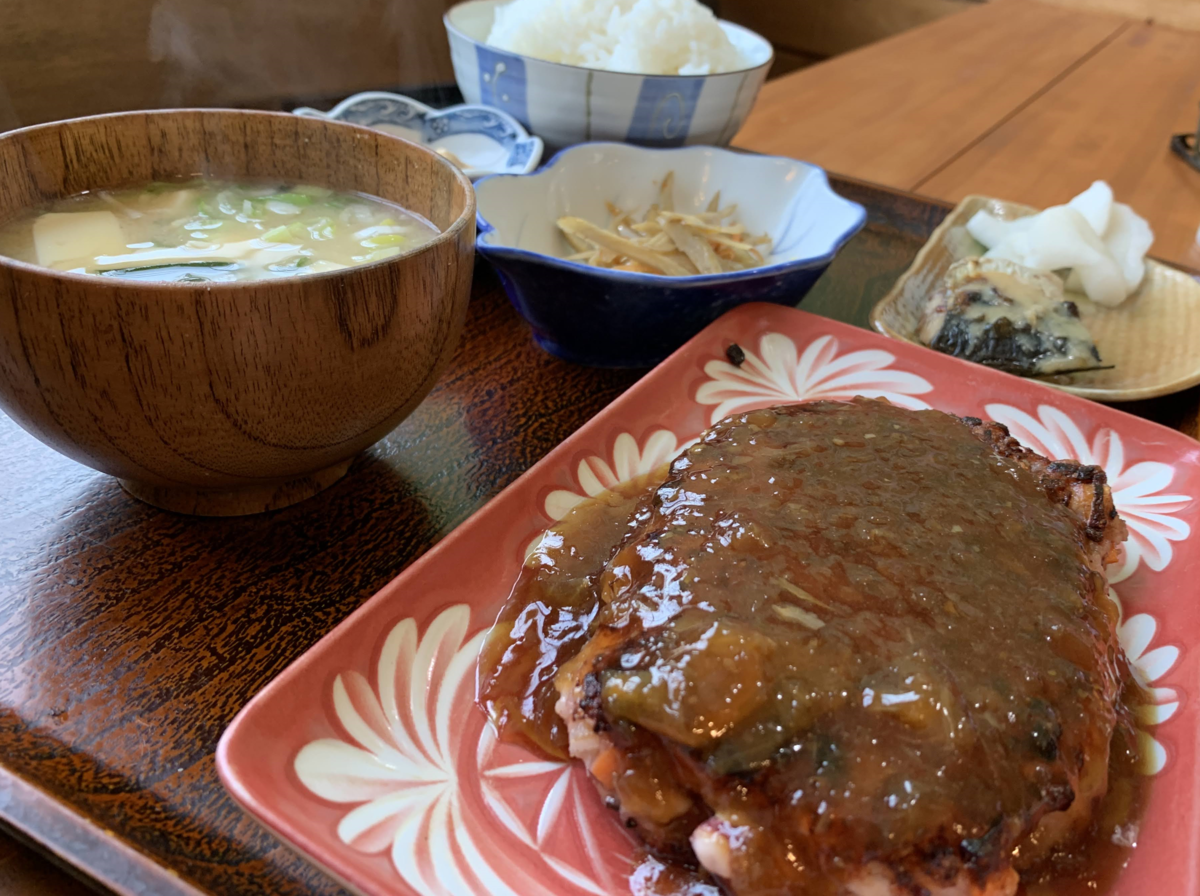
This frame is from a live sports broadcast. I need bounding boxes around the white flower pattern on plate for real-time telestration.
[695,332,934,424]
[544,429,689,521]
[293,607,487,893]
[293,606,620,896]
[1109,588,1181,776]
[477,727,625,895]
[984,403,1193,582]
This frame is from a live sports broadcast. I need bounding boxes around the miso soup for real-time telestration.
[0,179,439,283]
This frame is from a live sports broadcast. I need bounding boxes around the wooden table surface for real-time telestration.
[736,0,1200,270]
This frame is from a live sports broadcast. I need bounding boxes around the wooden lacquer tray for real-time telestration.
[221,304,1200,896]
[3,176,1197,896]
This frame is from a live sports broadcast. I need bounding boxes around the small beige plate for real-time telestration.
[871,195,1200,401]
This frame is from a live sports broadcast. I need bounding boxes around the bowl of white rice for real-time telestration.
[444,0,773,149]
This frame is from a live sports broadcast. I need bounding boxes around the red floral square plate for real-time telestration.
[217,304,1199,896]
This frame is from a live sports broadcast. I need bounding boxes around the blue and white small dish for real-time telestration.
[444,0,773,150]
[293,92,543,180]
[474,143,867,367]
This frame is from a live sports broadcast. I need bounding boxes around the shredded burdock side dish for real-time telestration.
[556,172,771,276]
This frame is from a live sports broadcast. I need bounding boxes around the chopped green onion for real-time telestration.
[182,217,223,230]
[361,233,407,248]
[267,255,313,273]
[264,200,302,216]
[361,247,402,262]
[306,217,334,241]
[261,225,292,242]
[270,192,313,206]
[217,192,241,216]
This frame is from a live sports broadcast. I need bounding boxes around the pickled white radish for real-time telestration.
[968,181,1152,307]
[965,210,1033,251]
[982,229,1033,266]
[1105,203,1154,294]
[1067,180,1113,236]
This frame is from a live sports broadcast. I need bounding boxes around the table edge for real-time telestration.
[0,766,207,896]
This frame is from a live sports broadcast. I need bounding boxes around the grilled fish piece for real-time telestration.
[481,399,1132,896]
[919,257,1104,377]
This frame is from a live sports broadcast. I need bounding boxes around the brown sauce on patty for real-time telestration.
[480,399,1144,894]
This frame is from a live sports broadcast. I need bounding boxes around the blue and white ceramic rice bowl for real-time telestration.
[293,92,543,179]
[474,143,867,367]
[444,0,773,149]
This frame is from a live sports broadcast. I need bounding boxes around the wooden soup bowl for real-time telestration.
[0,110,475,515]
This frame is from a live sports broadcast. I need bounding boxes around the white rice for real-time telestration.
[485,0,747,75]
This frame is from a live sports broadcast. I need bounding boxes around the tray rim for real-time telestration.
[2,159,1197,896]
[218,302,1200,896]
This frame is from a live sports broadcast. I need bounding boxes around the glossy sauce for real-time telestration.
[479,472,665,759]
[479,400,1144,894]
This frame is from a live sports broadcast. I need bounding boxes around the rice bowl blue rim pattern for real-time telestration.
[470,48,718,148]
[474,144,868,285]
[293,92,543,174]
[624,77,706,147]
[474,46,530,130]
[444,3,774,149]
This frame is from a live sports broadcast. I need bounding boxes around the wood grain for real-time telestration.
[1037,0,1200,31]
[916,21,1200,270]
[0,0,459,130]
[1,177,1197,896]
[721,0,980,60]
[0,110,475,515]
[733,0,1129,188]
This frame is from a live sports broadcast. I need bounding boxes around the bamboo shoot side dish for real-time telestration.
[557,172,771,276]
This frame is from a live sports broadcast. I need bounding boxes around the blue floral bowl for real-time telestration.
[474,143,867,367]
[293,92,542,180]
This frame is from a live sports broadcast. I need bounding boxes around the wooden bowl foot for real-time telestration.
[119,459,355,517]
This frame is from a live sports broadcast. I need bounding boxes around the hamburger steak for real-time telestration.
[479,398,1137,895]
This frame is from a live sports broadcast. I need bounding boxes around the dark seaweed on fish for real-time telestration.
[930,311,1103,376]
[918,257,1107,379]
